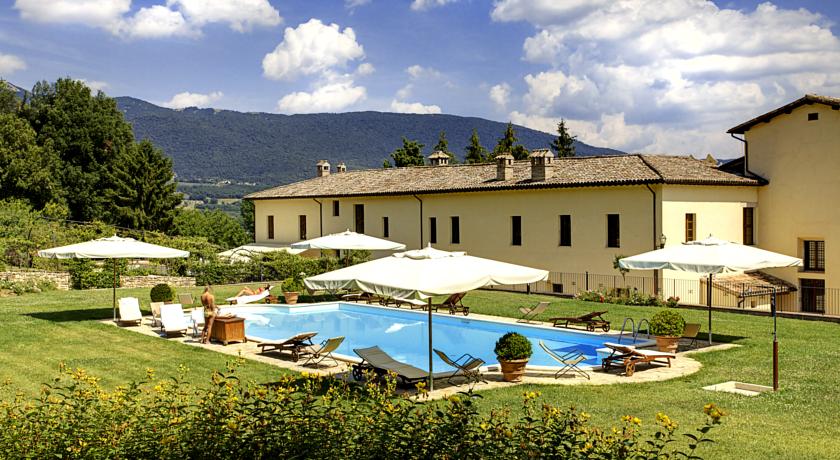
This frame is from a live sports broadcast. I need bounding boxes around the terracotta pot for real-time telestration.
[283,291,300,305]
[655,336,680,353]
[498,358,529,382]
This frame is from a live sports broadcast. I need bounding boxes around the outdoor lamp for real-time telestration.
[659,234,667,248]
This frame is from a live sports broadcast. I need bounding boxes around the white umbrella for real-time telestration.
[39,235,190,321]
[291,229,406,251]
[306,245,549,390]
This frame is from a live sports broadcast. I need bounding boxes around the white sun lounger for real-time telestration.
[160,303,189,336]
[117,297,143,325]
[225,289,272,305]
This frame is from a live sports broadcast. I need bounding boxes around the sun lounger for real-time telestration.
[601,342,675,376]
[149,301,164,328]
[299,336,346,367]
[433,349,486,385]
[433,292,469,315]
[257,331,318,361]
[341,292,384,304]
[549,311,610,332]
[539,341,590,380]
[226,289,272,305]
[517,301,549,323]
[352,346,428,385]
[393,297,429,309]
[189,308,205,337]
[682,323,701,349]
[160,303,189,337]
[117,297,143,325]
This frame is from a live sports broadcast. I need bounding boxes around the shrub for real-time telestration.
[67,259,121,290]
[0,364,725,459]
[282,276,305,293]
[650,309,686,337]
[149,283,175,302]
[666,296,680,308]
[494,332,532,361]
[575,290,606,303]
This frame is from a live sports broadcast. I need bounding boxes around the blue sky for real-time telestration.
[2,0,839,157]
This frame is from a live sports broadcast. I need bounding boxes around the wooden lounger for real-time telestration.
[601,342,675,376]
[434,349,486,385]
[352,346,428,386]
[433,292,469,315]
[257,331,318,361]
[549,311,610,332]
[517,301,549,323]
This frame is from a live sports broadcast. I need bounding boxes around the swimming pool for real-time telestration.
[224,303,645,370]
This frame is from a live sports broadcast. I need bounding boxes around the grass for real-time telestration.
[1,285,838,459]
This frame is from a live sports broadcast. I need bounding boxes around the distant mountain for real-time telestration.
[2,81,26,99]
[113,97,623,187]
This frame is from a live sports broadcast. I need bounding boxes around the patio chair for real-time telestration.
[352,346,428,386]
[159,303,190,337]
[517,301,549,323]
[433,349,487,385]
[257,331,318,361]
[433,292,469,315]
[549,311,610,332]
[299,336,346,367]
[149,301,164,328]
[682,323,701,350]
[177,293,194,307]
[117,297,143,326]
[538,341,590,380]
[601,342,675,376]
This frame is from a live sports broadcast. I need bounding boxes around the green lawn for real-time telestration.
[1,286,838,459]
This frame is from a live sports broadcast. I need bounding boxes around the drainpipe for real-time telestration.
[312,199,323,236]
[413,195,423,248]
[729,133,754,177]
[645,184,659,295]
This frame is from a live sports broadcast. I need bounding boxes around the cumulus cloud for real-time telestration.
[406,64,442,80]
[168,0,282,32]
[355,62,375,76]
[262,19,365,80]
[411,0,456,11]
[0,53,26,74]
[492,0,840,156]
[77,79,109,92]
[489,83,511,110]
[14,0,130,28]
[277,81,366,113]
[162,91,223,109]
[390,99,442,114]
[118,5,194,39]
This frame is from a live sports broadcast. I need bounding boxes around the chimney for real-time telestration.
[428,150,450,166]
[316,159,330,177]
[529,148,554,181]
[495,153,514,181]
[336,162,347,173]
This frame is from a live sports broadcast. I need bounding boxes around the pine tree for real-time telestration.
[464,128,488,164]
[550,119,576,157]
[493,122,529,160]
[388,137,425,167]
[432,130,457,163]
[106,140,181,232]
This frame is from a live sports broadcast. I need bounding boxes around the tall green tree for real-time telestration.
[0,80,19,115]
[0,114,63,209]
[173,208,248,249]
[386,137,425,167]
[550,119,576,157]
[106,140,181,232]
[464,128,488,164]
[240,199,255,240]
[492,122,529,160]
[432,130,457,163]
[22,78,135,222]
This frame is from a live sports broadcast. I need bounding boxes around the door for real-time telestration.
[354,204,364,234]
[800,279,825,313]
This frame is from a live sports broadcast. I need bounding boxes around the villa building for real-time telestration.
[245,95,839,314]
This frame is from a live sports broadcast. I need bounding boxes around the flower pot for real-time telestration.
[498,358,529,382]
[655,336,680,353]
[283,291,300,305]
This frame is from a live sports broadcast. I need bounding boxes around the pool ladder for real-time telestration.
[617,318,651,344]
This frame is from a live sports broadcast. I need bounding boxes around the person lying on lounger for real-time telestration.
[234,284,271,298]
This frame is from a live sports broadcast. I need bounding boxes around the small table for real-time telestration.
[211,316,247,345]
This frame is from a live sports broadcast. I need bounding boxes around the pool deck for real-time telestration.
[106,307,736,400]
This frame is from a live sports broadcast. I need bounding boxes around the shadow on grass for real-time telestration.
[27,308,115,322]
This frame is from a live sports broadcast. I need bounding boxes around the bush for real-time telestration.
[0,364,725,459]
[149,283,175,302]
[282,276,305,293]
[666,296,680,308]
[575,290,606,303]
[494,332,532,361]
[650,309,686,337]
[67,259,121,290]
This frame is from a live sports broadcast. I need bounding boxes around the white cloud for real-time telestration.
[390,99,441,114]
[0,53,26,74]
[406,64,442,80]
[410,0,456,11]
[355,62,375,76]
[162,91,223,109]
[277,81,366,113]
[489,83,511,110]
[345,0,371,9]
[168,0,282,32]
[262,19,365,81]
[118,5,194,39]
[396,84,413,100]
[14,0,130,28]
[77,79,109,92]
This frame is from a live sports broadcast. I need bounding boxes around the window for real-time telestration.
[511,216,522,246]
[607,214,620,248]
[354,204,364,233]
[804,240,825,272]
[685,213,696,242]
[267,215,275,240]
[808,112,819,121]
[559,215,571,247]
[743,207,755,245]
[801,279,825,313]
[429,217,437,244]
[382,217,389,238]
[298,215,306,240]
[450,216,460,244]
[332,200,340,217]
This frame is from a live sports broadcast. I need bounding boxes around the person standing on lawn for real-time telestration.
[200,286,217,344]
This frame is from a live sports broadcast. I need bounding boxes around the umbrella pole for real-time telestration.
[772,289,779,391]
[707,273,713,345]
[113,259,117,322]
[428,298,434,392]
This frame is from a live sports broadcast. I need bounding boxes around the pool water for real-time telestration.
[225,303,638,371]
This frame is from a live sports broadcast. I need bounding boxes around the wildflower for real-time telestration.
[703,403,726,423]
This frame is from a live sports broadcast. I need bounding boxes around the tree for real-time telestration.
[432,130,457,163]
[492,122,529,160]
[173,208,248,249]
[388,137,425,167]
[240,199,255,240]
[0,80,19,115]
[464,128,488,164]
[0,114,64,209]
[106,140,181,232]
[550,119,576,157]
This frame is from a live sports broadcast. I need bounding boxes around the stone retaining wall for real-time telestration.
[0,270,71,290]
[120,275,196,288]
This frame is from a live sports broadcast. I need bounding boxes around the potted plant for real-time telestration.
[282,276,305,305]
[494,332,532,382]
[649,309,686,353]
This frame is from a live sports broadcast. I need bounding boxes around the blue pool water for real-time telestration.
[226,303,638,371]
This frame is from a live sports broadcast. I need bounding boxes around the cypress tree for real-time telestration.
[432,130,457,163]
[493,122,529,160]
[550,119,576,157]
[464,128,488,164]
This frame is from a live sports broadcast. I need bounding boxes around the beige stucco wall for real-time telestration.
[744,103,840,296]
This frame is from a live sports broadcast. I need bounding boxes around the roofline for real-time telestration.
[727,94,840,134]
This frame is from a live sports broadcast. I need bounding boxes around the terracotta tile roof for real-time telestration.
[727,94,840,134]
[710,271,798,295]
[246,154,763,200]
